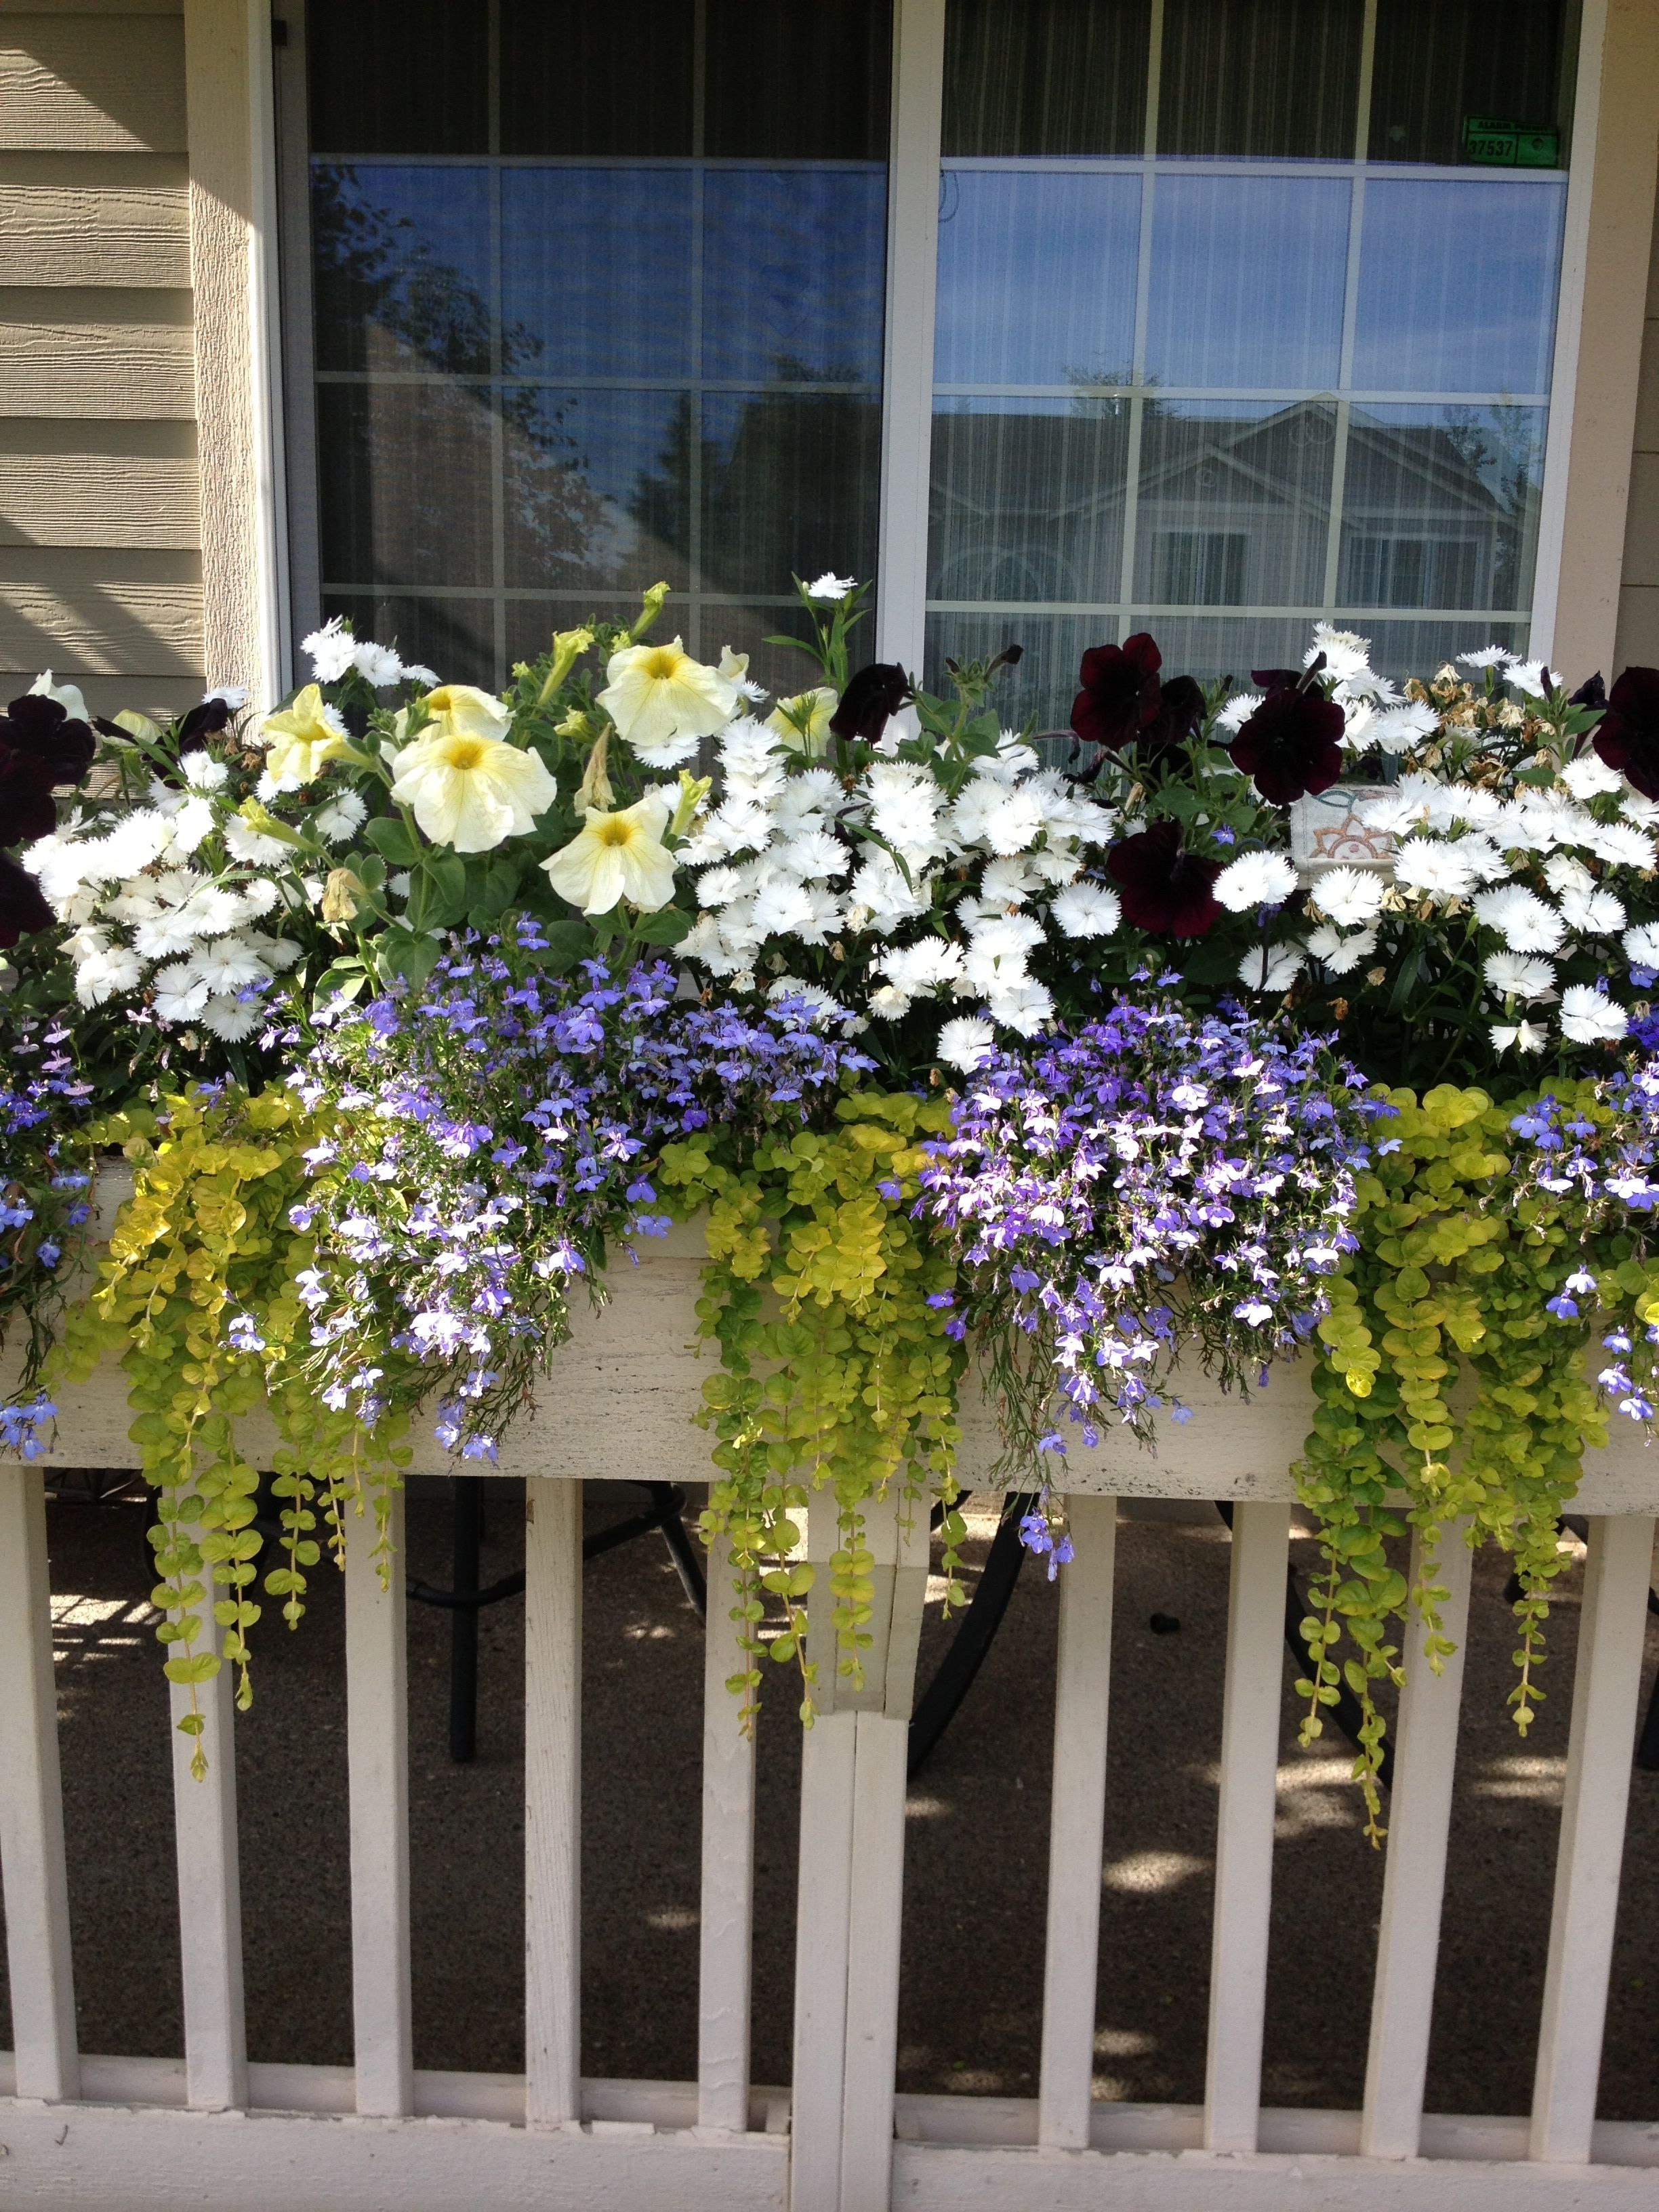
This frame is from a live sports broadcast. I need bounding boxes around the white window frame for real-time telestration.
[266,0,1641,695]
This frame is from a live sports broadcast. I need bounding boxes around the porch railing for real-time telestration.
[3,1233,1658,2209]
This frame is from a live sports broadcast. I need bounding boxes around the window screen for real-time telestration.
[303,0,891,690]
[927,0,1575,726]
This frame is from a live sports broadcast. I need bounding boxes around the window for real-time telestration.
[924,0,1576,725]
[289,0,891,691]
[279,0,1578,722]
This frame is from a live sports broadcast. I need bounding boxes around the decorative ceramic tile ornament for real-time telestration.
[1290,785,1395,872]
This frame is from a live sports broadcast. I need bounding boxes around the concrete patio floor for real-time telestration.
[6,1480,1659,2121]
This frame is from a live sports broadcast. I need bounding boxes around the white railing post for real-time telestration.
[792,1484,929,2212]
[1529,1513,1656,2163]
[524,1475,582,2130]
[1203,1499,1290,2155]
[0,1465,81,2103]
[168,1537,247,2112]
[346,1483,413,2117]
[1038,1492,1118,2151]
[697,1525,756,2134]
[1361,1521,1474,2159]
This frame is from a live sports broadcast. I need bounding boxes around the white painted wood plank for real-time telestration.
[524,1475,581,2129]
[1528,1512,1656,2163]
[167,1553,246,2111]
[0,2097,792,2212]
[697,1527,756,2135]
[345,1483,411,2118]
[790,1706,857,2212]
[1038,1494,1118,2150]
[1203,1500,1290,2154]
[0,1465,79,2102]
[1361,1521,1474,2160]
[875,0,946,674]
[838,1711,911,2212]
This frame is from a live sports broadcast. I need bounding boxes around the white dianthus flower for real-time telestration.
[1310,865,1385,928]
[1050,881,1122,939]
[937,1015,997,1074]
[302,615,356,684]
[1236,943,1307,993]
[1307,924,1378,975]
[314,790,369,845]
[1483,951,1557,1001]
[879,939,964,996]
[985,976,1054,1035]
[1559,984,1628,1044]
[1559,754,1625,800]
[1458,645,1510,670]
[352,641,405,688]
[1558,883,1626,935]
[1490,1018,1549,1055]
[180,752,230,792]
[805,573,856,601]
[1391,836,1484,901]
[1472,883,1566,954]
[1215,692,1263,734]
[1624,922,1659,966]
[201,995,263,1042]
[1584,819,1655,872]
[1214,849,1298,912]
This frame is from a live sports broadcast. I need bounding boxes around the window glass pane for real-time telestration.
[312,166,492,375]
[1353,179,1565,394]
[1339,615,1529,684]
[304,5,888,687]
[1158,0,1364,159]
[924,611,1101,736]
[924,0,1576,730]
[308,0,488,155]
[317,384,495,588]
[1145,176,1349,391]
[322,593,496,687]
[701,170,887,384]
[933,173,1141,388]
[502,390,690,594]
[1132,402,1337,607]
[941,0,1150,158]
[499,0,694,157]
[930,399,1130,606]
[1338,405,1546,613]
[699,392,881,596]
[499,171,695,380]
[705,0,891,159]
[1368,0,1572,166]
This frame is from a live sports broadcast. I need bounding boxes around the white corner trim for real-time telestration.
[247,0,291,703]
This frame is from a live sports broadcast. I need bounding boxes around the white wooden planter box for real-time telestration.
[4,1218,1659,2211]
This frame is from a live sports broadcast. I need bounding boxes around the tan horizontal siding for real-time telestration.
[0,179,188,285]
[0,577,201,674]
[0,418,197,546]
[0,287,194,416]
[0,670,201,716]
[0,15,186,150]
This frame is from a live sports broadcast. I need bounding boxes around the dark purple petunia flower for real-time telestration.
[830,662,910,745]
[0,693,96,784]
[1106,819,1222,937]
[1071,632,1163,752]
[1568,672,1606,712]
[0,850,52,947]
[1593,666,1659,798]
[177,693,239,751]
[1229,684,1345,806]
[0,748,62,846]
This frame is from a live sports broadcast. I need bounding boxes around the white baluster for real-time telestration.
[697,1525,756,2134]
[0,1466,80,2102]
[1203,1500,1290,2154]
[168,1542,247,2112]
[1038,1492,1118,2150]
[1530,1513,1656,2162]
[346,1483,412,2116]
[1361,1520,1473,2158]
[525,1476,581,2129]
